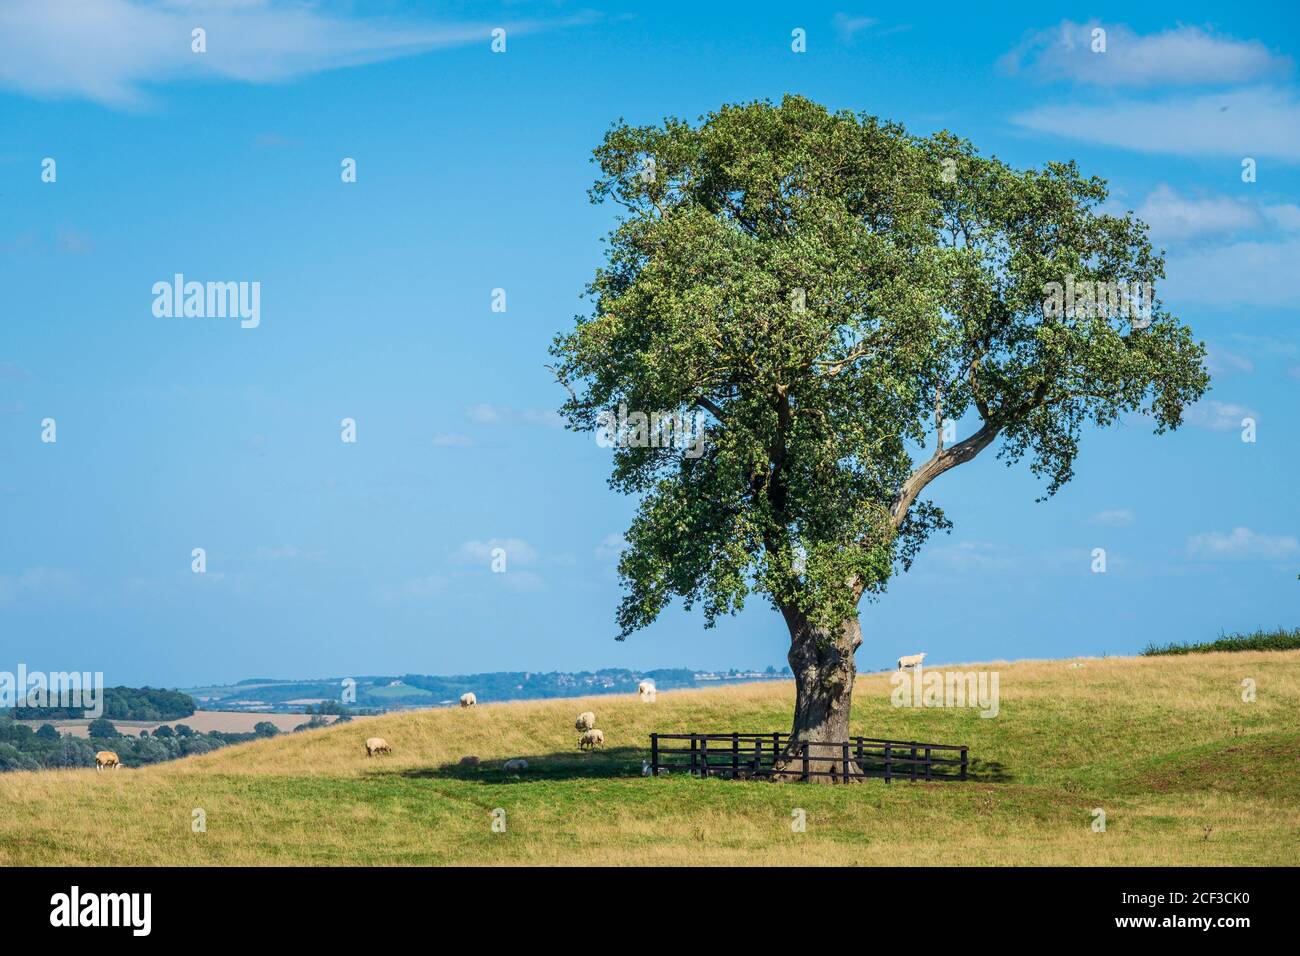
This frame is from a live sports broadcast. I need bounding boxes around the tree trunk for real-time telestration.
[772,607,863,783]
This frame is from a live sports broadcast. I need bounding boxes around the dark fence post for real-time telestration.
[910,746,917,782]
[842,741,850,783]
[732,732,739,777]
[924,746,932,781]
[651,733,659,777]
[690,736,698,776]
[960,747,968,781]
[801,741,809,782]
[700,736,709,779]
[884,743,892,784]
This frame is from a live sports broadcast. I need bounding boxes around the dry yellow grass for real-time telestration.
[1,651,1296,866]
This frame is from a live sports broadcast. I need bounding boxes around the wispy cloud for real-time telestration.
[1136,184,1300,243]
[1090,509,1135,527]
[465,404,562,428]
[1011,87,1300,162]
[1187,527,1298,561]
[1001,21,1291,87]
[1184,400,1258,431]
[1164,237,1300,308]
[0,0,551,108]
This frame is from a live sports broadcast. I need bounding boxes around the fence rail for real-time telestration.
[649,732,968,783]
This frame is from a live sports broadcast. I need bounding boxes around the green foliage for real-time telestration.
[552,95,1209,639]
[1143,628,1300,656]
[253,721,280,738]
[6,686,195,721]
[87,718,118,739]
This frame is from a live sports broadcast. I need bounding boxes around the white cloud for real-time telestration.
[1135,184,1300,242]
[1184,400,1258,431]
[1205,348,1255,376]
[1187,527,1298,561]
[377,573,447,601]
[925,541,1015,571]
[0,567,79,604]
[595,533,626,563]
[832,14,877,41]
[1001,22,1291,87]
[465,404,563,428]
[1090,509,1135,527]
[1011,87,1300,162]
[0,0,544,108]
[1164,238,1300,308]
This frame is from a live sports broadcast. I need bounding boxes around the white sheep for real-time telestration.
[578,728,605,750]
[94,750,120,771]
[897,652,926,670]
[365,737,392,757]
[637,680,656,702]
[574,711,596,731]
[459,692,477,708]
[503,758,528,773]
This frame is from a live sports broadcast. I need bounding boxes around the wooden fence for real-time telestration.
[648,732,968,783]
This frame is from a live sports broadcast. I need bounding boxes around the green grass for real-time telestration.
[1,651,1297,866]
[1142,627,1300,656]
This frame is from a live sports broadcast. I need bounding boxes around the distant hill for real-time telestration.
[183,667,787,714]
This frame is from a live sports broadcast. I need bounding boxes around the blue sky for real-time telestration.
[1,0,1297,687]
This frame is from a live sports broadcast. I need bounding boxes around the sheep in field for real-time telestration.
[503,758,528,773]
[459,692,477,708]
[637,680,657,702]
[578,729,605,750]
[365,737,392,757]
[94,751,120,771]
[574,711,596,731]
[897,652,926,670]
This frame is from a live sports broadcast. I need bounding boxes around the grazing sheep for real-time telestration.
[94,750,120,771]
[897,652,926,670]
[365,737,392,757]
[459,755,480,767]
[503,758,528,773]
[459,692,477,708]
[574,711,596,731]
[578,728,605,750]
[637,680,657,702]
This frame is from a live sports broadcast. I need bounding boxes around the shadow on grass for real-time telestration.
[392,747,649,783]
[381,747,1011,785]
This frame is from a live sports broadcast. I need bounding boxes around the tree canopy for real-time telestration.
[552,95,1208,641]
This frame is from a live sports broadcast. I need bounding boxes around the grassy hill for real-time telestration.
[1,651,1296,866]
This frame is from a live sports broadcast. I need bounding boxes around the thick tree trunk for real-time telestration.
[772,607,863,783]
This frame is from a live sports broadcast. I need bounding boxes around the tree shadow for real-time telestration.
[381,748,1011,785]
[389,746,649,784]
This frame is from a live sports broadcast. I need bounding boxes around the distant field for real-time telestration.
[1,652,1296,866]
[16,710,366,738]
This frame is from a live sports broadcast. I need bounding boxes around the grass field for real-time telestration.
[1,651,1296,866]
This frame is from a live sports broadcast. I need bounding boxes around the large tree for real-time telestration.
[550,96,1209,777]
